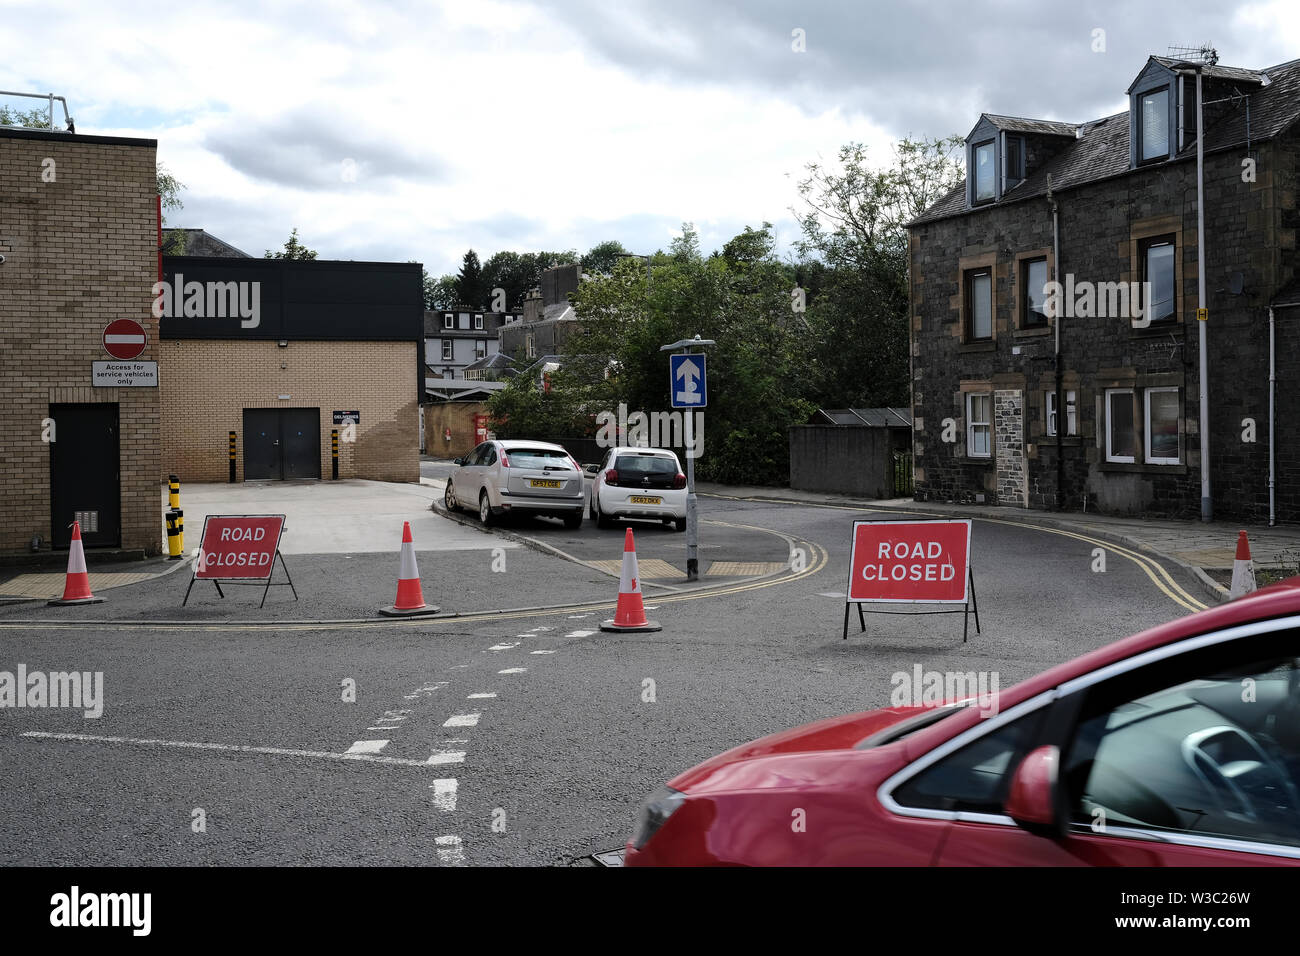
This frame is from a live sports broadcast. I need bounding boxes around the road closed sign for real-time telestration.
[195,515,286,579]
[847,519,971,604]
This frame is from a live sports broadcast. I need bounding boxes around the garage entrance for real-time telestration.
[49,403,121,549]
[243,408,321,480]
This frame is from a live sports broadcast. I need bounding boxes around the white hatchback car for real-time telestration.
[445,440,584,529]
[590,446,687,531]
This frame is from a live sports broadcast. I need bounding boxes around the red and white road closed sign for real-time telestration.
[195,515,286,579]
[847,519,971,604]
[102,318,148,360]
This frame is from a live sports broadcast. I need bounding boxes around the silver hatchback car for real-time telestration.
[445,440,584,529]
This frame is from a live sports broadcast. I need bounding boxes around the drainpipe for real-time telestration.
[1269,306,1276,526]
[1195,65,1212,522]
[1048,174,1063,511]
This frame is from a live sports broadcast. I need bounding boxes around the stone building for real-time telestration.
[908,54,1300,522]
[499,263,584,361]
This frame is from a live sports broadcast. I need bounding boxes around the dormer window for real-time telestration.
[973,141,995,203]
[1139,87,1170,162]
[1005,136,1025,186]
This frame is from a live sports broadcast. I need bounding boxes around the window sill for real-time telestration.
[960,340,997,353]
[1013,326,1052,338]
[963,456,994,464]
[1099,461,1188,476]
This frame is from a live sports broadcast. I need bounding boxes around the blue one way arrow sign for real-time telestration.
[670,353,707,409]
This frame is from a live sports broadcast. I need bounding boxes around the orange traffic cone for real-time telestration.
[600,528,661,633]
[47,521,105,606]
[378,521,441,617]
[1229,530,1258,600]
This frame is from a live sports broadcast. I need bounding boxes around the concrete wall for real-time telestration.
[789,426,894,498]
[0,128,161,555]
[159,339,419,483]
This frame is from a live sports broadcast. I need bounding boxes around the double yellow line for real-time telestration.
[701,493,1207,614]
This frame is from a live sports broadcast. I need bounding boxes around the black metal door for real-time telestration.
[49,403,120,549]
[243,409,282,480]
[281,408,321,479]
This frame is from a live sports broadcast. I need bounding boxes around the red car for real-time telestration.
[626,576,1300,866]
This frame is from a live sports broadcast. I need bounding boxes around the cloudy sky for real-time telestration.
[3,0,1296,276]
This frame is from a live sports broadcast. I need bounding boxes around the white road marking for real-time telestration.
[435,835,466,866]
[431,779,458,812]
[530,650,556,655]
[564,629,596,638]
[489,642,520,651]
[367,727,400,731]
[346,740,389,754]
[443,713,481,728]
[818,591,847,598]
[427,750,467,765]
[567,614,592,619]
[22,731,441,768]
[498,667,527,674]
[467,692,496,699]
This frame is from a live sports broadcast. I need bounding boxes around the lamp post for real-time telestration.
[660,335,715,581]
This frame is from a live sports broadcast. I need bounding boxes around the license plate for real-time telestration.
[629,495,662,505]
[530,479,562,488]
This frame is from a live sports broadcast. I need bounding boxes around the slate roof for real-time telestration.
[463,352,514,371]
[1149,56,1267,85]
[912,56,1300,226]
[162,228,250,257]
[982,113,1078,137]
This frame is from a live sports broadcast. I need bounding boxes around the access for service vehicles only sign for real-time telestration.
[846,519,971,604]
[194,515,286,580]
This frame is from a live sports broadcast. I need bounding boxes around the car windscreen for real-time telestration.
[506,448,572,469]
[616,455,676,475]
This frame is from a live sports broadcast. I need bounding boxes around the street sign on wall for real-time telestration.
[102,318,147,359]
[92,361,158,387]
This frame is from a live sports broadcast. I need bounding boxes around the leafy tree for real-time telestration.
[791,135,963,409]
[264,227,318,259]
[0,105,51,128]
[422,270,458,310]
[580,239,630,275]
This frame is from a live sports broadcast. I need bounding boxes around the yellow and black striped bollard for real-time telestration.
[332,428,339,480]
[166,508,184,559]
[229,431,237,483]
[168,474,180,509]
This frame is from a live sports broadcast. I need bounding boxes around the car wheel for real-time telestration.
[674,517,686,533]
[444,481,458,513]
[479,491,493,527]
[563,511,583,530]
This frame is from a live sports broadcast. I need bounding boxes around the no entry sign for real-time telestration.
[843,518,979,642]
[102,319,148,360]
[194,515,286,579]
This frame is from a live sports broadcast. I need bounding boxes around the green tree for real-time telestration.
[455,249,487,308]
[580,239,630,275]
[264,227,318,259]
[791,135,963,409]
[0,105,51,128]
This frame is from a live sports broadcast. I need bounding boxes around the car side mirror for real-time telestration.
[583,463,600,476]
[452,457,463,466]
[1004,745,1065,838]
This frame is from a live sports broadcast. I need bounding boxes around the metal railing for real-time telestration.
[892,450,914,497]
[0,90,74,132]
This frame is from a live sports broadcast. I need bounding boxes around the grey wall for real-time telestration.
[790,426,894,498]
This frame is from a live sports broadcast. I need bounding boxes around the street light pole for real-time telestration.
[660,336,715,581]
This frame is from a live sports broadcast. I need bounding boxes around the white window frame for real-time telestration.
[967,269,993,341]
[1139,87,1170,162]
[475,339,487,359]
[1105,388,1136,463]
[1046,389,1077,437]
[441,340,453,361]
[966,392,992,459]
[526,333,536,359]
[1144,387,1181,465]
[443,313,454,329]
[972,141,995,203]
[474,313,484,330]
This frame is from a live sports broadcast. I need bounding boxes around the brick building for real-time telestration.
[908,54,1300,523]
[425,308,517,379]
[1,125,161,555]
[158,256,424,483]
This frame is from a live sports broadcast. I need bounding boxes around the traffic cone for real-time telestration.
[1229,531,1258,600]
[47,521,105,606]
[378,521,441,617]
[600,528,661,633]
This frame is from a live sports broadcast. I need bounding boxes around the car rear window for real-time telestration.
[507,448,572,468]
[616,455,676,474]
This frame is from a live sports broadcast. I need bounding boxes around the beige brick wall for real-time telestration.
[0,131,161,555]
[158,339,419,483]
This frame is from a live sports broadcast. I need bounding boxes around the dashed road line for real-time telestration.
[443,713,481,728]
[22,732,449,768]
[345,740,389,754]
[498,667,527,674]
[430,779,458,812]
[435,835,465,866]
[427,749,467,766]
[467,692,496,699]
[564,629,597,638]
